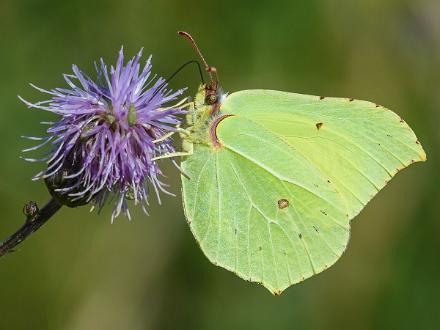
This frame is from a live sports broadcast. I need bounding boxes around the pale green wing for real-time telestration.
[181,90,425,294]
[220,90,426,218]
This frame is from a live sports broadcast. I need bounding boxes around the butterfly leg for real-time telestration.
[153,127,191,144]
[152,151,192,161]
[152,131,175,143]
[158,98,192,112]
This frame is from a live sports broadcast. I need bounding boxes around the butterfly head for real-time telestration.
[178,31,224,110]
[179,31,229,149]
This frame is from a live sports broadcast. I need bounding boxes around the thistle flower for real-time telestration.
[20,48,187,221]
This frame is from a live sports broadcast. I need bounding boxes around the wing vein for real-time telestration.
[215,152,222,261]
[190,155,211,219]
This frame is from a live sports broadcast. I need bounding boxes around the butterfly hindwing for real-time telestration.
[181,89,426,294]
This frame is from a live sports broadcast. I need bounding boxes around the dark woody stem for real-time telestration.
[0,198,62,258]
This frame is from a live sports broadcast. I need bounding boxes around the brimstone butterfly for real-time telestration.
[173,32,426,295]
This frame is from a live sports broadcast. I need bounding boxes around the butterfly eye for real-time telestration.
[205,93,217,105]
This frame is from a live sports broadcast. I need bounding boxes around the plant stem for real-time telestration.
[0,198,62,258]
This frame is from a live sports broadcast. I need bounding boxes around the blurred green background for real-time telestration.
[0,0,439,329]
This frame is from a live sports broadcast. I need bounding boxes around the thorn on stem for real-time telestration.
[23,201,39,221]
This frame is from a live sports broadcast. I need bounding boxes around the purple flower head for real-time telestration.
[20,48,187,221]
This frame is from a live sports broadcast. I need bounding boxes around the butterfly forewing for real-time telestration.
[181,89,425,294]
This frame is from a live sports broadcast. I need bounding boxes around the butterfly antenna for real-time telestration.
[166,60,205,85]
[148,60,204,102]
[178,31,219,86]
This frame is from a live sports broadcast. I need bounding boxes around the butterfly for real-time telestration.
[165,32,426,295]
